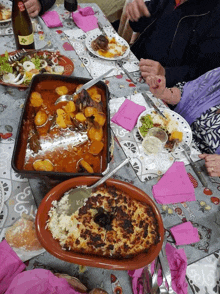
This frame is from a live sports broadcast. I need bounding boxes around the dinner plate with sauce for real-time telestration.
[85,31,130,61]
[137,108,192,153]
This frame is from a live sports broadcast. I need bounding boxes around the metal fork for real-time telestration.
[8,49,39,63]
[181,142,208,187]
[117,60,137,84]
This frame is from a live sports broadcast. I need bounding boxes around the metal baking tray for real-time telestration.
[11,73,111,180]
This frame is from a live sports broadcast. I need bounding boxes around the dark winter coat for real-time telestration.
[130,0,220,87]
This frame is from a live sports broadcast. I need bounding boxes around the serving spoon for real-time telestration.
[65,157,131,215]
[54,68,113,105]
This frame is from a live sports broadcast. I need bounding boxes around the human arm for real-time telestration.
[198,154,220,177]
[23,0,56,17]
[139,58,165,79]
[23,0,41,18]
[145,75,181,105]
[125,0,150,22]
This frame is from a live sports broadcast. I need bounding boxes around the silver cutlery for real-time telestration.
[8,49,43,63]
[141,92,167,119]
[181,142,208,187]
[142,264,152,294]
[159,275,168,294]
[97,21,107,36]
[54,68,114,105]
[151,257,160,294]
[159,235,177,294]
[64,157,131,215]
[117,60,137,84]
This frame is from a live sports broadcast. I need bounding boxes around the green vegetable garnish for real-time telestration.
[139,114,154,137]
[31,56,41,70]
[0,51,13,75]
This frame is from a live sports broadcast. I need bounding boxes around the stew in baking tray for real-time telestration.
[17,79,109,174]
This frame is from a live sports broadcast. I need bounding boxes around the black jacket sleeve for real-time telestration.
[38,0,56,15]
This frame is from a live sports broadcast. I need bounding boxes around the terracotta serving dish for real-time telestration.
[11,74,111,179]
[35,176,164,270]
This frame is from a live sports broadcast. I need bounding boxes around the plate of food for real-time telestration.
[36,176,164,270]
[137,108,192,152]
[85,32,130,61]
[0,2,11,23]
[0,50,74,88]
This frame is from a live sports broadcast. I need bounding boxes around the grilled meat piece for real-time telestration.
[91,35,109,51]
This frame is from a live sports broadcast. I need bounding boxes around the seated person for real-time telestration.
[23,0,56,17]
[126,0,220,87]
[145,67,220,177]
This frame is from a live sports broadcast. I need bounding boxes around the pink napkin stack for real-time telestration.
[170,221,200,245]
[128,243,188,294]
[152,161,196,204]
[111,99,146,131]
[0,239,82,294]
[41,11,63,28]
[0,240,26,293]
[72,7,98,32]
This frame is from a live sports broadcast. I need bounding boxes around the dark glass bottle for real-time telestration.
[12,0,35,50]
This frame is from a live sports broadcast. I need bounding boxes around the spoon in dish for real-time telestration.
[65,157,131,215]
[54,68,113,105]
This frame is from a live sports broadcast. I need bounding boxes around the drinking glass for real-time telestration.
[142,127,168,155]
[64,0,78,22]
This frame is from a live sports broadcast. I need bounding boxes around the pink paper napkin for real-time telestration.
[152,161,195,204]
[41,11,63,28]
[72,7,98,32]
[0,240,26,293]
[128,243,188,294]
[111,99,146,131]
[170,221,200,245]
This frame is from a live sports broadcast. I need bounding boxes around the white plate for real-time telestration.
[0,18,11,23]
[0,0,11,23]
[85,32,130,61]
[0,182,4,213]
[137,108,192,152]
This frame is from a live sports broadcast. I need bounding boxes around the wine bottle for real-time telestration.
[12,0,35,50]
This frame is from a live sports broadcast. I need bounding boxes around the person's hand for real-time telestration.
[23,0,41,18]
[199,154,220,177]
[145,75,166,97]
[145,75,181,105]
[126,0,150,22]
[139,59,166,79]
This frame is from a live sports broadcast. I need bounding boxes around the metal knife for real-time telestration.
[117,60,137,84]
[181,143,208,187]
[141,92,167,119]
[97,21,107,36]
[75,68,114,95]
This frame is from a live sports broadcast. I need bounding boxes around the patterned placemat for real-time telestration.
[110,92,201,182]
[64,26,140,78]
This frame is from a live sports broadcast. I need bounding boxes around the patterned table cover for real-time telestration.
[0,2,220,294]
